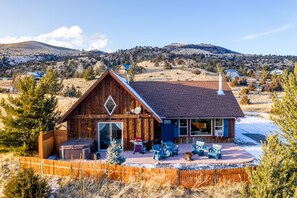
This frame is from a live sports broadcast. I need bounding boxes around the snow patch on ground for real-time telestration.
[125,160,260,170]
[235,115,281,159]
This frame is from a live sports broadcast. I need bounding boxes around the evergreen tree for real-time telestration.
[105,139,125,165]
[243,65,297,197]
[40,69,63,95]
[272,68,297,151]
[244,135,297,197]
[260,67,269,84]
[83,68,95,81]
[0,76,59,151]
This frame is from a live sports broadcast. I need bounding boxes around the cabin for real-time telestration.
[116,64,131,75]
[225,69,239,79]
[57,70,244,151]
[26,71,45,80]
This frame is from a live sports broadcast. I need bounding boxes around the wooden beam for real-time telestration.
[69,114,153,119]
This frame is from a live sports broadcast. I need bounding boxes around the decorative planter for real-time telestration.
[184,152,194,161]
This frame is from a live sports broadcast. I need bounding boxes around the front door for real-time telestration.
[161,120,174,142]
[98,122,123,151]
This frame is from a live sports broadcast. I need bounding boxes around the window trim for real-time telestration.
[178,119,188,136]
[189,118,213,137]
[104,95,117,115]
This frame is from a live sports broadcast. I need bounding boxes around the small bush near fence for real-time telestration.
[3,168,51,198]
[20,157,251,189]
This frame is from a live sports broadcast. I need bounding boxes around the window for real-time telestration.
[179,119,188,136]
[190,119,211,136]
[215,119,223,131]
[215,119,224,136]
[104,96,116,115]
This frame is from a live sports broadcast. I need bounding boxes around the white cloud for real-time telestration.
[241,24,294,40]
[0,26,109,50]
[86,34,109,51]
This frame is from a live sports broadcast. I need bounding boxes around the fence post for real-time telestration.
[214,168,217,186]
[40,159,44,176]
[176,169,180,187]
[38,131,43,159]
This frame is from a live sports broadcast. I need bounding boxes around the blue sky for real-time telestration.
[0,0,297,55]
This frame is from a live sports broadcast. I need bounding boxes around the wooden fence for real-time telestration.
[38,129,68,159]
[20,157,250,188]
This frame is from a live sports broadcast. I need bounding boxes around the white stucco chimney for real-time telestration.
[217,72,225,96]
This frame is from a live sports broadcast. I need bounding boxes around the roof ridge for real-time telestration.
[131,80,226,83]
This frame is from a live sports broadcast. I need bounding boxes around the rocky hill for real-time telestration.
[0,41,296,78]
[0,41,79,56]
[164,43,239,55]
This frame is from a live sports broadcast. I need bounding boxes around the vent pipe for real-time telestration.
[127,74,130,84]
[217,72,225,95]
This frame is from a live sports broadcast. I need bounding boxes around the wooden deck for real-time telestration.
[98,143,254,165]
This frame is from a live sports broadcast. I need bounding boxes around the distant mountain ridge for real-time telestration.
[0,41,239,57]
[0,41,80,56]
[164,43,239,55]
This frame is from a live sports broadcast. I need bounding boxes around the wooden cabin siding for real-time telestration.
[229,118,235,138]
[66,74,156,151]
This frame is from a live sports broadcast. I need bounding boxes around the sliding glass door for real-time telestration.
[98,122,122,151]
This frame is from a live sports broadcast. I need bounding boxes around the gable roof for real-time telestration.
[57,70,162,124]
[117,64,130,70]
[130,81,244,118]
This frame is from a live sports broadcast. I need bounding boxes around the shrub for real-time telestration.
[163,62,173,70]
[262,82,282,92]
[84,68,95,81]
[247,82,255,91]
[247,69,255,78]
[240,94,251,105]
[192,69,201,75]
[62,85,82,98]
[238,78,248,86]
[240,88,249,95]
[229,77,239,87]
[106,139,125,165]
[128,64,146,75]
[3,168,50,198]
[154,62,160,67]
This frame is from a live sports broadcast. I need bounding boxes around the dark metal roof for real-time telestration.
[130,81,244,118]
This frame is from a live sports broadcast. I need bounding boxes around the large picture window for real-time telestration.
[190,119,212,136]
[179,119,188,136]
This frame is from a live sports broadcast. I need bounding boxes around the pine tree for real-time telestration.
[40,69,63,95]
[243,65,297,197]
[105,139,125,165]
[244,135,297,197]
[0,76,59,151]
[260,67,269,84]
[83,68,95,81]
[271,68,297,151]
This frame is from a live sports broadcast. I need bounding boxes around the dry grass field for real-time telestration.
[0,66,283,130]
[135,61,218,81]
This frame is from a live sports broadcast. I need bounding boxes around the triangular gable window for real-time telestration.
[104,96,116,115]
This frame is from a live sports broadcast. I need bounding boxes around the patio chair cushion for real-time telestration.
[208,144,222,160]
[163,142,179,155]
[196,141,205,147]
